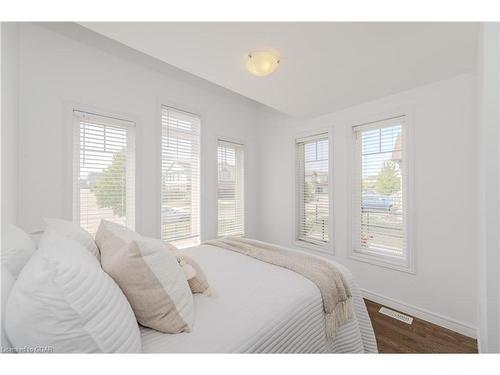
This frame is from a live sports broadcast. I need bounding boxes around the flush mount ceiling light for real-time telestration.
[246,50,281,77]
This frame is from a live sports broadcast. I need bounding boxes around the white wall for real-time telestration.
[257,73,478,337]
[1,23,19,228]
[16,23,261,240]
[477,23,500,353]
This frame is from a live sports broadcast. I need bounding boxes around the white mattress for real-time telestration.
[140,244,378,353]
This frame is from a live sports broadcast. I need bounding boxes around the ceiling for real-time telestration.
[80,22,478,119]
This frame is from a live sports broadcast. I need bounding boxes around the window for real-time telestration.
[351,115,412,271]
[295,134,330,250]
[217,140,244,237]
[161,106,200,248]
[73,110,135,235]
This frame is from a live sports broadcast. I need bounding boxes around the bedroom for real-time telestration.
[1,1,499,369]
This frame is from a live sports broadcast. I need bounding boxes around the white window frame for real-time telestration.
[293,130,334,254]
[159,104,201,248]
[348,110,415,273]
[216,138,245,237]
[72,109,136,234]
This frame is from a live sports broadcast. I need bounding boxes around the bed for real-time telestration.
[3,223,377,353]
[140,243,378,353]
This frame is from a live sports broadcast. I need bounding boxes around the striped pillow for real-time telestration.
[5,237,141,353]
[95,221,194,333]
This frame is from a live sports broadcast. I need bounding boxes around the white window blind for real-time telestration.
[161,106,200,248]
[217,140,244,237]
[352,117,407,258]
[295,134,329,249]
[73,110,135,235]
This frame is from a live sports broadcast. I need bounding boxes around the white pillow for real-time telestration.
[1,265,15,350]
[1,224,36,278]
[39,218,100,260]
[5,237,141,353]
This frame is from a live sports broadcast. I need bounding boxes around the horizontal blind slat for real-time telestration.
[296,135,329,248]
[217,140,245,237]
[161,106,201,246]
[353,121,405,255]
[74,111,135,236]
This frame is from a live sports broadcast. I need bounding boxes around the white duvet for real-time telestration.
[140,244,378,353]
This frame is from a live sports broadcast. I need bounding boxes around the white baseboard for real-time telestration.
[361,289,477,339]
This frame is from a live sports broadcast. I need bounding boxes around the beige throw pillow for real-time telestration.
[95,220,194,333]
[176,253,212,295]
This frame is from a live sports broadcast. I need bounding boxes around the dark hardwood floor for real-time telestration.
[364,299,478,353]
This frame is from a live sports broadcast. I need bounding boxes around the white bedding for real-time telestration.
[140,244,378,353]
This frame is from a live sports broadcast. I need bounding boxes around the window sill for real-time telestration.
[294,239,332,255]
[169,237,200,249]
[349,248,415,274]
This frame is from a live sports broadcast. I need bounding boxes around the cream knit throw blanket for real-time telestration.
[204,237,353,339]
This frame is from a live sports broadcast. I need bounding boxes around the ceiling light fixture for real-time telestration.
[246,50,280,77]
